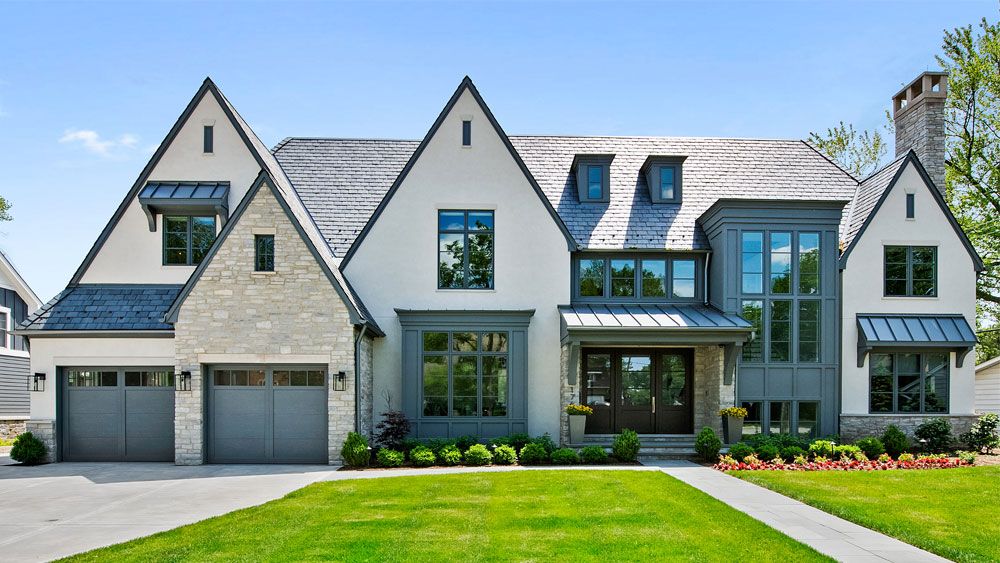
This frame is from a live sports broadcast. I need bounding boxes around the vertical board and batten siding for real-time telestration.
[975,361,1000,414]
[0,288,31,418]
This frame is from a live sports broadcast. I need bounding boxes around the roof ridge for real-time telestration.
[800,140,859,183]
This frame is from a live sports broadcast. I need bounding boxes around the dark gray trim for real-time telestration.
[437,209,495,290]
[641,155,686,204]
[839,150,985,272]
[698,199,848,240]
[396,309,534,327]
[138,181,230,232]
[867,350,951,415]
[572,155,614,203]
[882,245,937,298]
[15,330,174,338]
[340,76,578,268]
[203,124,214,154]
[161,215,216,266]
[571,252,704,303]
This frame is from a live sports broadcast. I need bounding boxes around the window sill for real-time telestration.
[881,295,939,301]
[251,271,277,276]
[435,288,496,293]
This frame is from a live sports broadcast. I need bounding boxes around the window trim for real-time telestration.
[419,330,511,418]
[883,245,938,297]
[868,350,950,414]
[571,253,703,303]
[162,215,216,266]
[0,306,10,350]
[437,209,495,290]
[203,125,214,154]
[254,234,275,272]
[905,193,915,219]
[641,156,685,204]
[461,119,472,147]
[573,156,613,203]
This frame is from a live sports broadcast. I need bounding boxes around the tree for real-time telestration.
[808,116,892,178]
[0,198,11,223]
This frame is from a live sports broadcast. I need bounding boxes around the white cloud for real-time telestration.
[59,129,140,157]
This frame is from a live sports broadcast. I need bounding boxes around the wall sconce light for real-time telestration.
[177,371,192,391]
[31,373,45,392]
[334,371,347,391]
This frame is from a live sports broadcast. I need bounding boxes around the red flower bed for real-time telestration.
[716,457,970,472]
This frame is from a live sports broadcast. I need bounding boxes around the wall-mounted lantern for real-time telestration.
[177,370,192,391]
[31,373,45,392]
[334,371,347,392]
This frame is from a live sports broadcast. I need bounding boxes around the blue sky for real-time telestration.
[1,0,995,301]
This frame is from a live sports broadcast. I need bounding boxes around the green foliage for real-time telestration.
[340,432,371,467]
[960,413,1000,453]
[376,448,404,468]
[409,446,436,467]
[373,411,411,450]
[854,437,886,459]
[780,446,806,462]
[728,442,754,462]
[833,445,863,461]
[400,437,423,455]
[530,434,557,454]
[454,435,480,452]
[915,418,953,453]
[550,448,580,465]
[438,445,462,466]
[755,443,780,462]
[882,425,909,458]
[808,117,892,178]
[612,429,640,462]
[744,433,808,451]
[694,427,722,462]
[898,452,915,462]
[956,450,977,464]
[492,445,518,465]
[518,443,549,465]
[423,438,457,455]
[463,444,493,466]
[807,440,836,459]
[579,445,609,464]
[9,432,46,465]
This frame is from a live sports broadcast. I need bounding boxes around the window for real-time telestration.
[741,232,763,294]
[798,301,821,362]
[769,300,791,362]
[203,125,213,153]
[741,300,763,362]
[587,165,603,200]
[610,259,635,297]
[798,233,820,294]
[67,370,117,387]
[769,401,791,434]
[213,369,266,386]
[659,166,676,200]
[579,259,605,297]
[273,370,325,387]
[0,310,9,349]
[640,259,666,297]
[797,402,819,439]
[255,234,274,272]
[870,352,949,413]
[164,216,216,266]
[421,331,509,417]
[671,259,696,298]
[769,232,792,294]
[741,401,762,437]
[906,193,915,218]
[885,246,937,296]
[575,255,699,300]
[643,158,684,203]
[575,157,612,203]
[438,210,494,289]
[462,120,471,146]
[125,371,174,387]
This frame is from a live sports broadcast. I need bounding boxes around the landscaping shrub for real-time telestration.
[376,448,404,468]
[807,440,835,459]
[400,437,423,455]
[694,427,722,462]
[915,418,953,453]
[833,444,863,461]
[374,411,411,450]
[551,448,580,465]
[727,442,754,462]
[579,445,608,464]
[9,432,46,465]
[854,437,885,459]
[530,434,557,454]
[492,445,518,465]
[956,450,977,464]
[438,445,462,466]
[424,438,456,455]
[455,435,480,452]
[463,444,493,466]
[746,433,807,451]
[612,429,640,462]
[507,433,532,452]
[519,443,549,465]
[780,446,806,462]
[340,432,371,467]
[960,413,1000,453]
[755,443,780,462]
[881,424,909,458]
[409,446,436,467]
[898,452,915,462]
[877,452,891,463]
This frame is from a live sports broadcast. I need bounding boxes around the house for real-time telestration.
[0,251,42,443]
[975,356,1000,414]
[17,71,981,464]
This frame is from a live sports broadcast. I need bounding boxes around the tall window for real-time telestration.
[0,310,8,349]
[579,259,605,297]
[741,232,763,294]
[254,235,274,272]
[741,401,762,437]
[610,259,635,297]
[671,259,695,298]
[798,233,820,294]
[798,301,821,363]
[885,246,936,296]
[164,216,215,265]
[769,300,791,362]
[769,232,792,294]
[421,331,509,417]
[769,401,791,434]
[587,165,603,200]
[659,166,676,200]
[640,259,666,297]
[797,402,819,439]
[741,300,763,362]
[203,125,214,153]
[870,352,949,413]
[438,210,494,289]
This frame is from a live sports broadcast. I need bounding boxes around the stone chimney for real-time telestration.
[893,71,947,192]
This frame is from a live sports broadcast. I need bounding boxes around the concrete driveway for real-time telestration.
[0,457,337,562]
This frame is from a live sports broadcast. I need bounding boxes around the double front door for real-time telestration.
[581,349,693,434]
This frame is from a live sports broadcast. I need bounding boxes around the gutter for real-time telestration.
[354,325,368,434]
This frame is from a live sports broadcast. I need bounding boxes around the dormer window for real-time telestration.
[642,156,685,204]
[572,154,613,203]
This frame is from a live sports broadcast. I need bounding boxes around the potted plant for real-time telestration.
[566,403,594,444]
[719,406,748,444]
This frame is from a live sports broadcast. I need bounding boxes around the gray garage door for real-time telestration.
[63,368,175,462]
[208,366,328,464]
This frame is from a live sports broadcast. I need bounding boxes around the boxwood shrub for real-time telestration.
[376,448,404,468]
[438,445,462,466]
[579,445,608,464]
[492,444,518,465]
[463,444,493,466]
[340,432,371,467]
[727,442,754,462]
[779,446,806,462]
[550,447,579,465]
[519,442,549,465]
[409,445,436,467]
[9,432,46,465]
[881,425,909,458]
[755,443,780,462]
[694,427,722,462]
[854,437,885,459]
[612,429,640,462]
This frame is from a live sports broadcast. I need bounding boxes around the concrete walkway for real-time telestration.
[647,461,947,563]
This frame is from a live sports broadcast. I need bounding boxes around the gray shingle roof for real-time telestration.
[842,153,908,249]
[273,136,858,253]
[19,285,182,331]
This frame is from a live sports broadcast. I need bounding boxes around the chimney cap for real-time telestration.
[893,72,948,117]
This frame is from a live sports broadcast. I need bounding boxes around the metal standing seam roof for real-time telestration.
[18,285,183,332]
[857,314,977,345]
[138,181,230,200]
[558,303,752,330]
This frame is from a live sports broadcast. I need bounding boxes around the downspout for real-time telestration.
[354,325,368,434]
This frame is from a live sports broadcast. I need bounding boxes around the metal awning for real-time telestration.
[856,314,978,368]
[138,181,230,231]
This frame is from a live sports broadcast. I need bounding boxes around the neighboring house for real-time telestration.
[0,251,42,440]
[975,356,1000,414]
[17,70,981,464]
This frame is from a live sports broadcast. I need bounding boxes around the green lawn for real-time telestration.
[732,467,1000,562]
[64,470,826,562]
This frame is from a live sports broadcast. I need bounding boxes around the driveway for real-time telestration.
[0,458,337,562]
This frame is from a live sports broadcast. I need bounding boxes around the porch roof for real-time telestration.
[856,313,978,368]
[559,303,751,333]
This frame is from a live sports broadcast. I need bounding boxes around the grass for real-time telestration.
[732,466,1000,562]
[64,470,826,562]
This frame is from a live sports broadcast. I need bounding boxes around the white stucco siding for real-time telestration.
[80,92,261,284]
[975,361,1000,413]
[345,89,571,438]
[28,337,176,420]
[841,162,978,415]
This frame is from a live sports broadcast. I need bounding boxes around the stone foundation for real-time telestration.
[0,420,26,441]
[840,414,979,442]
[25,420,56,463]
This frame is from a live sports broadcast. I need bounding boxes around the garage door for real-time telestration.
[63,368,175,462]
[208,366,328,464]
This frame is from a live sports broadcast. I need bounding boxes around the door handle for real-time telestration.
[652,396,656,414]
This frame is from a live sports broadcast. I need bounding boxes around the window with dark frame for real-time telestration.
[798,301,821,363]
[163,216,216,266]
[769,300,792,362]
[0,311,8,349]
[462,120,471,146]
[659,166,676,200]
[573,255,700,301]
[741,401,762,437]
[769,232,792,294]
[906,193,915,219]
[741,232,764,294]
[741,300,764,362]
[797,402,820,439]
[870,352,949,413]
[884,246,937,296]
[203,125,214,153]
[438,210,494,289]
[587,165,603,200]
[421,331,509,417]
[255,234,275,272]
[798,232,820,294]
[769,401,791,434]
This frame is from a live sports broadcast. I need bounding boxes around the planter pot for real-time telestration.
[722,416,744,444]
[569,414,587,444]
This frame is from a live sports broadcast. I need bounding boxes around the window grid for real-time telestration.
[574,255,700,301]
[0,311,9,349]
[421,331,509,418]
[438,210,494,290]
[741,232,764,294]
[884,246,937,297]
[255,234,275,272]
[163,215,216,266]
[797,301,821,363]
[769,232,792,294]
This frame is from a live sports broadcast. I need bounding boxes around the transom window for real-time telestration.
[870,352,949,413]
[255,234,275,272]
[421,331,509,417]
[438,210,494,290]
[574,256,699,301]
[67,370,117,387]
[125,370,174,387]
[885,246,936,297]
[164,215,216,266]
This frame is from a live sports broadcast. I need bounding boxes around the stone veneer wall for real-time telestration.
[25,419,55,463]
[0,420,26,441]
[358,334,375,438]
[559,344,730,444]
[840,414,978,443]
[173,182,359,465]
